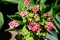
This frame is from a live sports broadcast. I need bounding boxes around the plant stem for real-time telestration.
[36,0,39,4]
[55,0,58,6]
[53,26,59,33]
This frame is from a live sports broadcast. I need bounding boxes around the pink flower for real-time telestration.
[9,21,19,28]
[47,17,51,21]
[48,12,51,16]
[45,22,53,30]
[32,5,39,13]
[20,11,28,16]
[28,22,40,32]
[44,13,47,16]
[24,0,30,6]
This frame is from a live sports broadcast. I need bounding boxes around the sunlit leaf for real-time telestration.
[46,31,58,40]
[2,0,19,3]
[0,12,4,29]
[53,15,60,29]
[18,0,26,12]
[21,25,30,36]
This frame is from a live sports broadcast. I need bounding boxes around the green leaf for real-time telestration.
[36,30,40,35]
[50,8,53,16]
[7,15,23,25]
[25,36,34,40]
[18,0,26,12]
[2,0,19,3]
[7,15,22,21]
[22,17,27,24]
[46,33,58,40]
[40,22,44,25]
[56,14,60,23]
[35,14,40,22]
[40,0,46,11]
[40,0,46,4]
[46,31,58,40]
[15,35,24,40]
[0,12,4,29]
[52,5,60,16]
[53,16,60,29]
[29,0,35,6]
[54,14,60,30]
[27,0,35,11]
[47,30,58,37]
[21,25,30,36]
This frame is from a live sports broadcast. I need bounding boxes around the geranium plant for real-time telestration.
[2,0,60,40]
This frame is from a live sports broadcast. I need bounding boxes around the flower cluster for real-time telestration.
[45,22,53,30]
[24,0,30,6]
[7,0,57,40]
[32,5,39,13]
[20,11,28,16]
[8,0,54,31]
[28,22,40,32]
[9,21,19,29]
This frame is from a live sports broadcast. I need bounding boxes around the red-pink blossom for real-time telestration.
[9,21,19,28]
[28,22,40,32]
[47,17,51,21]
[45,22,53,30]
[20,11,28,16]
[48,12,51,16]
[24,0,30,6]
[32,6,39,13]
[44,13,47,16]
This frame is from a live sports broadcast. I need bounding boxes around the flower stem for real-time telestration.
[36,0,39,4]
[55,0,58,6]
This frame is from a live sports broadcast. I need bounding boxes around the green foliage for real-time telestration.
[0,12,4,29]
[50,5,60,17]
[53,14,60,29]
[7,15,22,21]
[15,34,24,40]
[21,25,30,36]
[2,0,19,3]
[36,30,46,37]
[40,0,46,14]
[18,0,35,12]
[1,0,60,40]
[46,30,58,40]
[25,36,34,40]
[18,0,26,12]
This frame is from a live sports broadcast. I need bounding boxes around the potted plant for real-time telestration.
[1,0,60,40]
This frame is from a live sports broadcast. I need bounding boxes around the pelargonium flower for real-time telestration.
[45,22,53,30]
[24,0,30,6]
[44,13,47,16]
[48,12,51,16]
[28,22,40,32]
[9,21,19,29]
[47,17,51,21]
[20,11,28,16]
[32,5,39,13]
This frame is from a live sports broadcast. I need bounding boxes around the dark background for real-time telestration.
[0,0,60,40]
[0,1,18,40]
